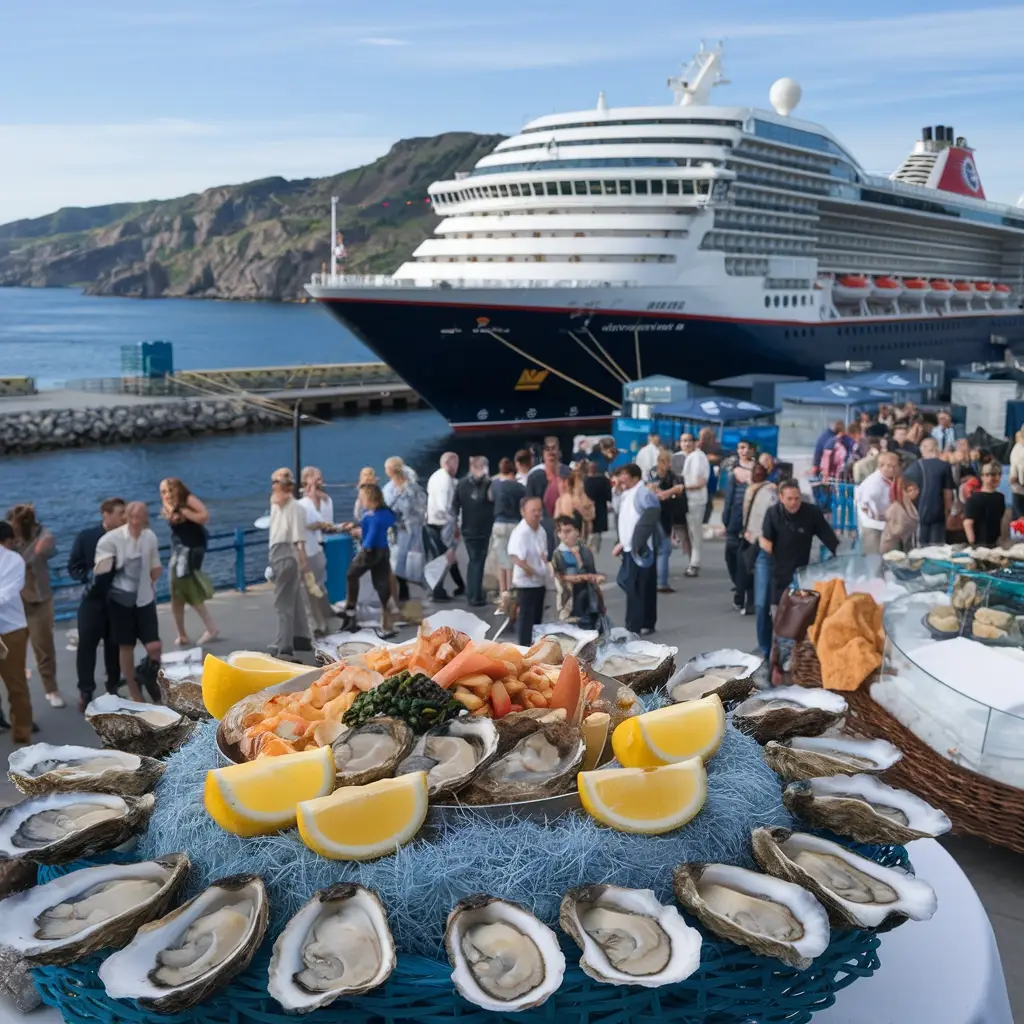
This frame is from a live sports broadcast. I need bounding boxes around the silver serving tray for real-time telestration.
[214,665,637,824]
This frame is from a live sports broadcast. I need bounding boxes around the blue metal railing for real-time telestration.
[50,528,268,623]
[809,479,859,535]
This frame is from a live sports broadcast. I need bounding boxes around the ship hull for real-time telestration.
[315,293,1024,431]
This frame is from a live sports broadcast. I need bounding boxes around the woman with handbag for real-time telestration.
[159,478,218,646]
[383,456,427,602]
[648,450,686,594]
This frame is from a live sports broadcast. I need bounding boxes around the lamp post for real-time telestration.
[293,399,302,497]
[330,196,338,278]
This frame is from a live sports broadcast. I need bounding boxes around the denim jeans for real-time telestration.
[754,549,774,656]
[655,521,671,587]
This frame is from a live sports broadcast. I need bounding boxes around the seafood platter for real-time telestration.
[1,628,954,1024]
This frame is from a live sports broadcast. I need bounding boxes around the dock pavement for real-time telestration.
[0,539,1019,1017]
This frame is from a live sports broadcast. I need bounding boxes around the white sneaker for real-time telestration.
[45,692,66,709]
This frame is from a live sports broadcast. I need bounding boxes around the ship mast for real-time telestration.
[668,41,729,106]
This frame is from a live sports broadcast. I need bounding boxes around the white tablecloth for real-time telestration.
[815,838,1012,1023]
[0,840,1011,1024]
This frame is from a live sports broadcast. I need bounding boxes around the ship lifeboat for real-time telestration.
[992,282,1012,304]
[871,275,903,300]
[927,279,953,303]
[833,274,872,302]
[974,281,994,294]
[903,278,931,298]
[952,280,973,301]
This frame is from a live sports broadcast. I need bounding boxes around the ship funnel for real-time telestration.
[922,126,933,141]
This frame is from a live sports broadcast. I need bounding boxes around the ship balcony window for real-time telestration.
[651,180,664,194]
[619,180,633,194]
[603,181,618,195]
[635,181,649,194]
[588,181,603,194]
[498,185,509,197]
[509,184,521,197]
[555,182,569,195]
[666,180,680,194]
[573,181,587,195]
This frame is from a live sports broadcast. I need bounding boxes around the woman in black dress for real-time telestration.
[583,461,613,551]
[160,478,219,646]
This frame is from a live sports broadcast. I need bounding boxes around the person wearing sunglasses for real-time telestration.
[963,464,1008,547]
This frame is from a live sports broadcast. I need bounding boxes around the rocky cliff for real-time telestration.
[0,132,503,300]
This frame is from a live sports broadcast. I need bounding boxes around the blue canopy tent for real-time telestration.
[613,396,779,466]
[777,381,891,451]
[832,370,931,398]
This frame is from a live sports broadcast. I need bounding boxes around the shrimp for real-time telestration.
[246,713,313,743]
[255,736,298,758]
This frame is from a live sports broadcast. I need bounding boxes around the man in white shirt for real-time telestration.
[635,432,661,479]
[425,452,466,601]
[0,522,34,743]
[930,410,958,453]
[507,496,549,645]
[94,501,163,702]
[672,432,710,576]
[298,465,337,636]
[612,464,662,634]
[267,468,312,659]
[854,452,900,555]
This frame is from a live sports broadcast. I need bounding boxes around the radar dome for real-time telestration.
[769,77,802,116]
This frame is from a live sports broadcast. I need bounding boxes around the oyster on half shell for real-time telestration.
[667,648,762,705]
[395,716,499,798]
[0,791,155,865]
[783,774,952,845]
[0,854,190,965]
[732,686,847,744]
[331,717,414,787]
[672,862,830,970]
[445,895,565,1012]
[99,873,269,1015]
[457,718,585,805]
[583,640,678,694]
[559,884,701,987]
[268,883,396,1013]
[751,827,937,930]
[763,735,902,782]
[8,743,165,797]
[531,623,600,659]
[85,694,195,757]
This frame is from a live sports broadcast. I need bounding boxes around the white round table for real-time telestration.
[0,840,1011,1024]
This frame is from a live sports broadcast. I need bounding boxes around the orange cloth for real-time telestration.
[815,592,884,691]
[810,579,848,648]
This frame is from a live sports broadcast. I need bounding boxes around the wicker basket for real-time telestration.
[33,842,908,1024]
[845,685,1024,855]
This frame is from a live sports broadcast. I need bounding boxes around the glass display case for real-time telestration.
[874,590,1024,789]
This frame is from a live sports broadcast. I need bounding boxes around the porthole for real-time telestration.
[765,296,771,308]
[783,295,789,307]
[773,295,780,307]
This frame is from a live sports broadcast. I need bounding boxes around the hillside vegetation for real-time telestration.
[0,132,503,299]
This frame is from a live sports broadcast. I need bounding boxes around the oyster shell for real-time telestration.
[85,694,195,757]
[764,735,902,782]
[732,686,847,744]
[268,883,396,1012]
[395,716,499,798]
[331,717,415,787]
[457,718,585,804]
[751,827,937,930]
[530,623,600,658]
[559,884,701,987]
[584,640,678,693]
[8,743,166,797]
[1,854,190,965]
[0,791,156,865]
[667,649,762,705]
[313,629,395,665]
[445,895,565,1011]
[672,863,830,969]
[157,671,209,722]
[783,774,952,845]
[99,873,268,1014]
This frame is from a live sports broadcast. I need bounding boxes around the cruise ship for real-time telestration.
[306,44,1024,431]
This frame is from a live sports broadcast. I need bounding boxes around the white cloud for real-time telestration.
[0,121,394,224]
[360,37,409,46]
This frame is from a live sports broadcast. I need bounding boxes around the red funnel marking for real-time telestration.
[936,148,986,199]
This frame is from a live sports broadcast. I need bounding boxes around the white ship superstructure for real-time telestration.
[307,44,1024,430]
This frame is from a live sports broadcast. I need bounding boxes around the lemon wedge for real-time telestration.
[227,650,310,673]
[578,759,707,834]
[611,694,726,768]
[204,745,336,836]
[202,652,308,719]
[297,772,429,861]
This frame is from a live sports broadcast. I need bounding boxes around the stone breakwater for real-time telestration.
[0,399,284,455]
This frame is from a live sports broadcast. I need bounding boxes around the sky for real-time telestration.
[2,0,1024,225]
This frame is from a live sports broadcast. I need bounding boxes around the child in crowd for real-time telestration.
[339,483,398,637]
[550,515,606,630]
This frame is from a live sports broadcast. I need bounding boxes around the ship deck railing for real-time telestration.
[309,273,639,289]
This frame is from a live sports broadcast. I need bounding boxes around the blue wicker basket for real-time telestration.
[32,839,906,1024]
